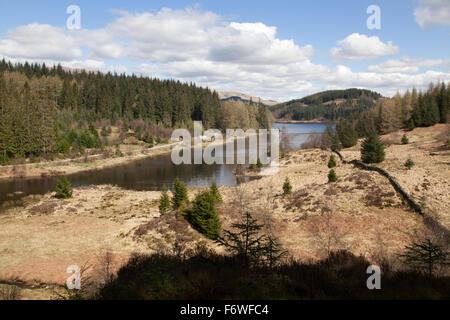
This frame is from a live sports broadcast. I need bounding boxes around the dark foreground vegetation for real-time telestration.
[96,247,449,300]
[92,182,449,301]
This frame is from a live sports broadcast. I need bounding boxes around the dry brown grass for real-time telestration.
[0,124,448,299]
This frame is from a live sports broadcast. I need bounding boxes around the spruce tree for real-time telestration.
[172,178,189,210]
[328,169,338,183]
[262,234,288,268]
[328,155,337,168]
[361,133,385,164]
[404,159,415,170]
[159,185,171,215]
[399,239,448,278]
[210,180,223,204]
[55,176,73,199]
[401,134,409,145]
[186,191,221,240]
[337,120,358,148]
[439,83,448,123]
[326,124,341,151]
[217,212,266,264]
[283,177,292,195]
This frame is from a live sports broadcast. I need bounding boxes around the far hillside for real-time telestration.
[270,88,383,122]
[219,91,279,107]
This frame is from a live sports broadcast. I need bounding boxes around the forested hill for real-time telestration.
[0,60,272,164]
[0,60,222,128]
[270,88,383,121]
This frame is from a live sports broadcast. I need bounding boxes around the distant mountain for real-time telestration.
[270,88,384,122]
[219,92,279,107]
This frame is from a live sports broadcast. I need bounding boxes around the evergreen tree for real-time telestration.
[361,133,385,164]
[55,176,73,199]
[210,180,223,204]
[326,124,341,151]
[283,177,292,195]
[399,239,448,278]
[186,191,221,240]
[172,178,189,210]
[438,83,448,123]
[401,134,409,145]
[159,185,171,215]
[328,155,337,168]
[328,169,338,183]
[337,120,358,148]
[217,212,267,265]
[262,233,288,268]
[404,158,415,170]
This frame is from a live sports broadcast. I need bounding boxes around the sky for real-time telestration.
[0,0,449,101]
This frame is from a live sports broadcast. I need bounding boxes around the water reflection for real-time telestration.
[0,123,328,207]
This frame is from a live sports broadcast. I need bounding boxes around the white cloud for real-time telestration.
[108,8,220,62]
[330,33,399,61]
[368,56,444,73]
[78,29,124,60]
[414,0,450,28]
[0,24,82,61]
[103,9,313,66]
[0,8,448,101]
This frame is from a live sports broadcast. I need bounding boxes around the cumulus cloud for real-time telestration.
[0,7,448,100]
[368,56,444,73]
[330,33,399,61]
[0,23,82,61]
[414,0,450,28]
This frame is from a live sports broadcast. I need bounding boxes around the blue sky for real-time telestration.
[0,0,449,100]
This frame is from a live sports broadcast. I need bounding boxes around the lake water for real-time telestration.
[0,123,328,207]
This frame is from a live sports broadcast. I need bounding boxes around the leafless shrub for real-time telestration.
[309,212,349,259]
[53,262,93,300]
[94,249,116,287]
[364,187,396,208]
[29,201,59,215]
[284,189,311,211]
[301,132,327,149]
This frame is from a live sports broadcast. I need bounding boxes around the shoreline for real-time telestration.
[0,124,448,298]
[275,120,329,124]
[0,142,181,181]
[0,132,259,181]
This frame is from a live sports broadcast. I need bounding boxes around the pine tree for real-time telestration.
[210,180,223,204]
[262,233,288,268]
[283,177,292,195]
[326,123,341,151]
[337,120,358,148]
[217,212,267,264]
[361,133,385,164]
[328,169,338,183]
[438,83,448,123]
[172,178,189,210]
[328,155,337,168]
[159,185,171,215]
[186,191,221,240]
[399,239,448,278]
[404,158,415,170]
[55,176,73,199]
[401,134,410,145]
